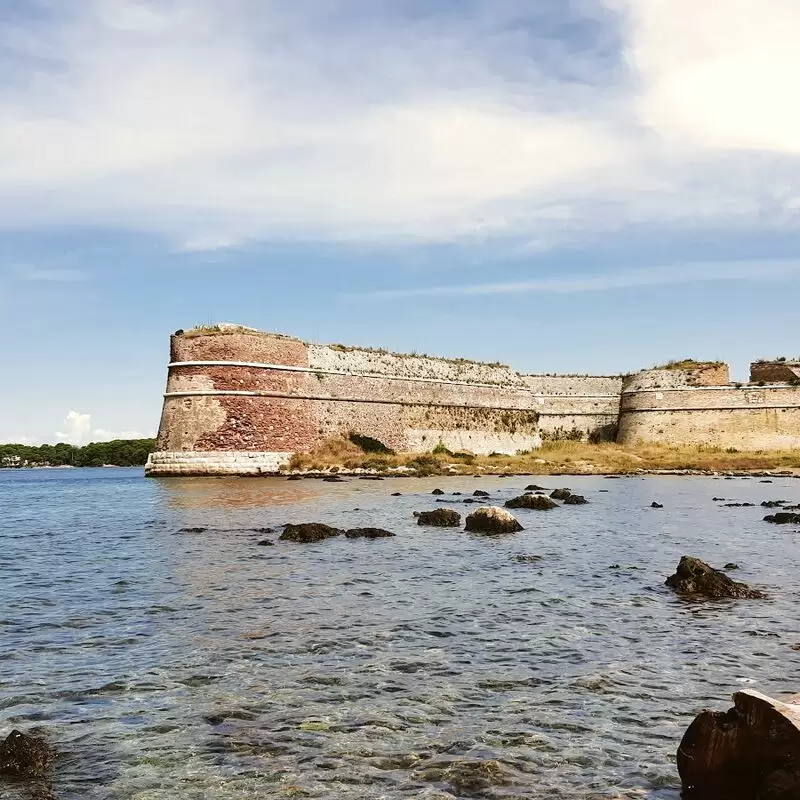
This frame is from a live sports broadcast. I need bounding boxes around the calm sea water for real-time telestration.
[2,468,800,799]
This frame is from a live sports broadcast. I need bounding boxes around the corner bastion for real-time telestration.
[146,325,621,476]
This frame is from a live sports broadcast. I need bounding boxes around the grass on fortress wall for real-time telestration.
[286,438,800,475]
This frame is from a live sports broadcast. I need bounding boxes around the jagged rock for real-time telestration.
[0,730,51,778]
[563,494,589,505]
[525,484,548,491]
[431,489,445,495]
[279,523,343,543]
[724,562,740,570]
[677,690,800,799]
[550,488,572,500]
[651,502,664,508]
[666,556,766,599]
[473,490,490,497]
[465,506,523,534]
[417,509,461,527]
[765,513,800,524]
[505,494,557,510]
[762,500,787,508]
[345,528,396,539]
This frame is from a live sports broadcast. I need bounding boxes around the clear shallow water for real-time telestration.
[3,468,800,799]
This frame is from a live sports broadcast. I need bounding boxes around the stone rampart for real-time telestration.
[146,326,800,476]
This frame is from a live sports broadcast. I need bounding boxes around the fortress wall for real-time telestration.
[523,375,623,395]
[622,365,729,392]
[750,361,800,383]
[618,385,800,450]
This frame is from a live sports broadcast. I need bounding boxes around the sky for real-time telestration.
[1,0,799,444]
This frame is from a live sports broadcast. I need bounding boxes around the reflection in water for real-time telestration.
[2,468,800,799]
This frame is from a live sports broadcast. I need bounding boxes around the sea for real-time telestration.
[2,467,800,799]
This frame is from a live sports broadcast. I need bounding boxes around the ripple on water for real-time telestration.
[4,469,800,798]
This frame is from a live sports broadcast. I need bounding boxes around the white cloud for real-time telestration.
[55,410,93,444]
[355,259,800,299]
[0,0,797,248]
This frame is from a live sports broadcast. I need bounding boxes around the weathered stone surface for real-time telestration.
[417,509,461,527]
[344,528,396,539]
[765,513,800,524]
[563,494,589,505]
[465,506,523,534]
[677,690,800,799]
[666,556,767,599]
[279,523,343,543]
[0,730,51,778]
[550,488,572,500]
[505,494,557,510]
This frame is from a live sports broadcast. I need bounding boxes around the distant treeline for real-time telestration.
[0,439,156,468]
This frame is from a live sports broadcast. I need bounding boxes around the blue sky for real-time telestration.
[1,0,799,444]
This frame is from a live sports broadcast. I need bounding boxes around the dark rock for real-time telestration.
[524,484,548,491]
[465,506,523,534]
[452,492,462,496]
[760,479,774,483]
[563,495,589,505]
[762,500,787,507]
[256,539,274,546]
[323,475,345,483]
[287,475,303,481]
[179,527,207,533]
[505,494,557,510]
[599,489,609,492]
[359,476,384,481]
[764,513,800,524]
[279,523,343,543]
[677,690,800,799]
[651,502,664,508]
[391,492,402,496]
[515,555,543,563]
[0,730,51,778]
[724,562,740,570]
[725,502,755,507]
[473,490,490,497]
[713,497,726,501]
[345,528,396,539]
[252,527,274,534]
[431,489,445,495]
[417,509,461,527]
[549,488,572,500]
[412,511,420,517]
[666,556,767,599]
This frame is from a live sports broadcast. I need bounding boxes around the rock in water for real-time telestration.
[0,730,51,777]
[344,528,396,539]
[665,556,766,599]
[764,513,800,524]
[563,494,589,505]
[279,523,343,543]
[525,484,548,491]
[651,501,664,508]
[550,488,572,500]
[473,490,490,497]
[678,690,800,799]
[416,509,461,527]
[504,494,557,510]
[431,488,445,495]
[465,506,523,534]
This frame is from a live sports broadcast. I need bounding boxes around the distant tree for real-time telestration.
[0,439,156,468]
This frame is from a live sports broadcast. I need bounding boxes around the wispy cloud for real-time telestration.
[0,1,797,249]
[352,259,800,299]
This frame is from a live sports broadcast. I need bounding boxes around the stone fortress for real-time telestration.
[145,324,800,476]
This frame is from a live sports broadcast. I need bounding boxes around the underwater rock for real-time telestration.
[416,509,461,527]
[465,506,523,534]
[0,730,52,778]
[504,494,557,510]
[666,556,766,599]
[344,528,396,539]
[279,523,343,543]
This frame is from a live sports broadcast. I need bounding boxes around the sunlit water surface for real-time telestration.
[3,468,800,799]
